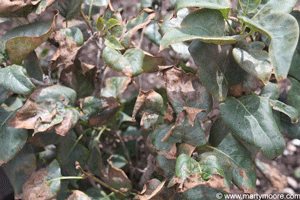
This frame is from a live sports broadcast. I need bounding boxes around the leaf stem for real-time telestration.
[48,176,85,182]
[80,9,94,33]
[225,18,235,34]
[75,161,128,198]
[88,0,95,20]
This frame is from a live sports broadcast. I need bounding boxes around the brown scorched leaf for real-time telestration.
[0,0,39,18]
[136,179,166,200]
[1,11,58,64]
[8,85,79,136]
[159,66,212,121]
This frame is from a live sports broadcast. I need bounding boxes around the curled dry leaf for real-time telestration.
[81,96,121,127]
[0,0,43,17]
[136,179,166,200]
[159,66,212,120]
[8,85,79,136]
[107,155,132,194]
[256,159,287,191]
[132,89,164,121]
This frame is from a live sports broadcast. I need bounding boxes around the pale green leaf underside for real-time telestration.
[175,0,230,19]
[160,9,243,51]
[238,0,261,15]
[220,95,285,159]
[232,47,272,84]
[239,13,299,80]
[0,65,35,95]
[269,99,299,123]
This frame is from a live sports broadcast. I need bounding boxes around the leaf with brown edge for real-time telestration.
[81,96,121,127]
[102,76,131,98]
[1,11,58,64]
[22,159,61,200]
[107,155,132,195]
[136,179,166,200]
[0,0,40,18]
[256,159,287,191]
[132,90,164,121]
[160,66,212,120]
[8,85,79,136]
[183,107,205,127]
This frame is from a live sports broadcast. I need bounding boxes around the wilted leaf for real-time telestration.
[136,179,166,200]
[121,9,155,48]
[256,159,287,190]
[220,95,285,159]
[269,99,299,123]
[23,159,61,199]
[0,0,40,18]
[0,65,35,95]
[107,156,132,194]
[160,9,243,51]
[24,51,44,82]
[102,76,131,98]
[80,96,121,127]
[239,13,299,80]
[52,0,84,20]
[2,144,36,195]
[232,42,272,84]
[8,85,79,136]
[160,66,212,119]
[0,107,27,166]
[1,11,58,64]
[175,0,231,19]
[67,190,91,200]
[132,90,164,120]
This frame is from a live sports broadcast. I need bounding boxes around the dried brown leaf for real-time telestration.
[0,0,40,17]
[157,143,177,159]
[136,179,166,200]
[163,103,175,123]
[183,107,205,127]
[88,97,121,127]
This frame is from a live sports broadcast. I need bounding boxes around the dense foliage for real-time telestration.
[0,0,300,199]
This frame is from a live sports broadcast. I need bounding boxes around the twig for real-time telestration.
[75,161,128,198]
[30,77,53,87]
[80,9,94,33]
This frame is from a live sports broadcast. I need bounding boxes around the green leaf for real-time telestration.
[209,118,230,147]
[0,86,9,104]
[287,77,300,112]
[269,99,299,124]
[2,144,36,195]
[150,124,175,156]
[238,0,261,15]
[57,134,89,182]
[259,82,279,100]
[145,22,162,46]
[85,188,108,199]
[104,36,125,50]
[0,65,35,95]
[289,10,300,82]
[175,0,231,19]
[141,0,154,8]
[61,27,84,46]
[175,154,200,180]
[22,159,61,199]
[96,16,105,31]
[106,18,123,38]
[280,114,300,139]
[167,119,206,147]
[213,133,256,193]
[52,0,83,20]
[252,0,297,20]
[181,185,226,200]
[24,51,44,81]
[102,76,131,98]
[160,9,244,50]
[239,13,299,80]
[220,95,285,159]
[103,47,144,77]
[0,107,27,166]
[232,42,272,84]
[1,14,57,64]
